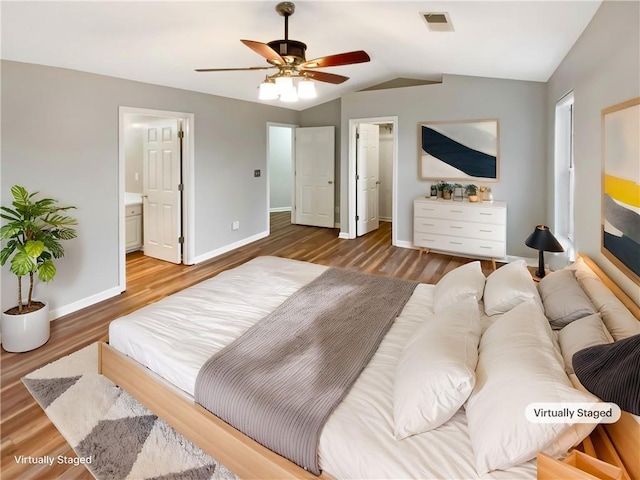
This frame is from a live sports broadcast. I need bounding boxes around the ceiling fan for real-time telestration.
[195,2,370,101]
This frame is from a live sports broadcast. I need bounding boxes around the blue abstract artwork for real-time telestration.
[419,119,499,181]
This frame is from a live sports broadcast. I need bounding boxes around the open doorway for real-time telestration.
[347,116,398,245]
[118,107,195,292]
[267,123,296,229]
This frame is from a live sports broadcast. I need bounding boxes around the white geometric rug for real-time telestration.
[22,343,238,480]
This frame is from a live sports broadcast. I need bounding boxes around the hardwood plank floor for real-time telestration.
[1,212,497,479]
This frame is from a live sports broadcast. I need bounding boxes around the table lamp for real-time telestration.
[525,225,564,278]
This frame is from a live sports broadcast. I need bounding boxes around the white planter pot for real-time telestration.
[1,301,50,353]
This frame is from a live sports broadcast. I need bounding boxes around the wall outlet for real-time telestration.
[232,221,240,231]
[254,169,261,177]
[134,172,139,181]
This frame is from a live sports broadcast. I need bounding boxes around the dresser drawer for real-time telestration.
[414,200,506,225]
[414,218,506,242]
[414,232,506,258]
[126,204,142,217]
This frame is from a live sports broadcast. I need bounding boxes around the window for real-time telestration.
[555,92,575,260]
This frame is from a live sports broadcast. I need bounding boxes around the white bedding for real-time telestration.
[110,256,536,479]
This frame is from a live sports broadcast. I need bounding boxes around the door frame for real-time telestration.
[118,106,195,292]
[266,122,298,231]
[347,116,399,245]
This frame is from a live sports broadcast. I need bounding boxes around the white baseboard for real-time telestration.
[394,240,415,249]
[379,216,392,222]
[49,286,122,321]
[334,222,341,229]
[269,207,292,213]
[338,232,351,240]
[193,231,269,264]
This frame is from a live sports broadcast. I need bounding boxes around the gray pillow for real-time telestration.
[538,269,596,330]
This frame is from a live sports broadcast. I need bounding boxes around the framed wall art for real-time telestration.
[418,118,499,182]
[601,97,640,285]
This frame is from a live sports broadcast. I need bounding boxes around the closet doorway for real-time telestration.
[118,106,195,292]
[347,116,398,244]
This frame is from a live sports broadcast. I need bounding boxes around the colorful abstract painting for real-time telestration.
[419,119,499,181]
[602,98,640,285]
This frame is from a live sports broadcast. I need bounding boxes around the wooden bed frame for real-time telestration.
[98,254,639,480]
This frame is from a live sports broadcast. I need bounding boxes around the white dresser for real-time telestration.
[414,197,507,269]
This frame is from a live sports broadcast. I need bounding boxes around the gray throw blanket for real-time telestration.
[195,267,418,475]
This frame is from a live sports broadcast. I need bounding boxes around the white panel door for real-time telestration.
[143,119,182,264]
[356,123,380,236]
[294,126,335,228]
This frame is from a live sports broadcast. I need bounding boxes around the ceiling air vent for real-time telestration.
[421,12,454,32]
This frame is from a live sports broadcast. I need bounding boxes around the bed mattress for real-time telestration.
[109,256,536,479]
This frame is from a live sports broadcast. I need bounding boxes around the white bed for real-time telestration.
[110,256,537,479]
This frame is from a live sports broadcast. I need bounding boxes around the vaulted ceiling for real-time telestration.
[1,1,602,110]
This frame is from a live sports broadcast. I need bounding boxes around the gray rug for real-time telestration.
[23,343,238,480]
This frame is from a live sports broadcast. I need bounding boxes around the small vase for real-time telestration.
[443,192,451,200]
[468,195,478,202]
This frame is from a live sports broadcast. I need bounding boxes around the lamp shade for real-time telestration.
[258,81,278,100]
[297,78,317,99]
[525,225,564,253]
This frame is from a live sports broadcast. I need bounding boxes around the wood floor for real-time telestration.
[1,212,497,479]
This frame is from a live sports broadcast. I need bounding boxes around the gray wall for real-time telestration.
[1,60,298,315]
[340,75,547,257]
[299,99,342,224]
[268,126,293,210]
[546,1,640,301]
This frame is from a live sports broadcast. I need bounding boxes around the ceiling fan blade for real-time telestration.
[300,70,349,85]
[195,67,274,72]
[301,50,370,69]
[241,39,286,66]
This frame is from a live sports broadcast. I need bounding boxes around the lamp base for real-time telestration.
[536,250,546,279]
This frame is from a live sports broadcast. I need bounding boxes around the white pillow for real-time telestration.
[465,300,597,474]
[558,313,614,374]
[483,260,542,316]
[433,261,485,313]
[393,297,481,439]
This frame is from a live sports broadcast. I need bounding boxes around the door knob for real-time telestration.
[328,181,334,184]
[142,195,148,199]
[376,181,381,185]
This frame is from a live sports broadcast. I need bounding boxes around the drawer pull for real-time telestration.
[422,223,435,227]
[450,210,463,213]
[449,226,463,229]
[479,229,492,232]
[450,241,463,245]
[480,246,492,249]
[480,212,492,216]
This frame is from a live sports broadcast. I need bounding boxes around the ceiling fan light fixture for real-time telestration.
[258,80,278,100]
[274,75,294,95]
[279,87,299,102]
[297,78,317,99]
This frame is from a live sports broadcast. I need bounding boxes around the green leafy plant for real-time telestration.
[465,184,479,196]
[440,183,453,193]
[0,186,77,313]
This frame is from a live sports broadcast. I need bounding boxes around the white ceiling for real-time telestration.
[1,1,601,111]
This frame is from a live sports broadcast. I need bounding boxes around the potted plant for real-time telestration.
[465,184,479,202]
[441,183,453,200]
[0,186,77,352]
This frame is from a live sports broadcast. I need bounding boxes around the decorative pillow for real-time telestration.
[432,261,485,314]
[465,300,597,474]
[570,258,640,340]
[538,269,597,330]
[558,313,613,374]
[483,260,542,316]
[393,297,481,439]
[574,333,640,415]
